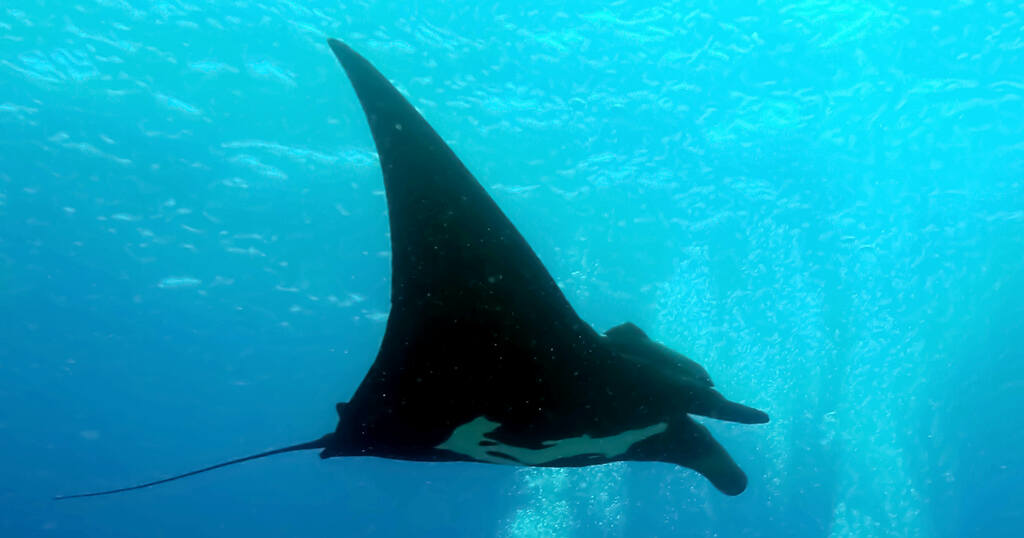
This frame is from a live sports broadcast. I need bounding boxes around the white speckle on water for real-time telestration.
[157,276,201,289]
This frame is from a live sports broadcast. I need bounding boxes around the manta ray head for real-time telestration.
[604,322,714,387]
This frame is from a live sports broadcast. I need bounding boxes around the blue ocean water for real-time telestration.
[2,0,1023,536]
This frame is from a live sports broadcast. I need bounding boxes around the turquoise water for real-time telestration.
[2,1,1023,536]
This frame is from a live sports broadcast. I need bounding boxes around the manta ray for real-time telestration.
[56,39,768,500]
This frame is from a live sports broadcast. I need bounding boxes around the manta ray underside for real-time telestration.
[56,39,769,500]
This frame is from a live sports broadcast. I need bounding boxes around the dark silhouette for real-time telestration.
[55,39,768,501]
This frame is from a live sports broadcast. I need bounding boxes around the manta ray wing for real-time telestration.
[325,41,619,455]
[327,40,576,322]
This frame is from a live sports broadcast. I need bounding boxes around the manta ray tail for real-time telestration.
[54,434,334,500]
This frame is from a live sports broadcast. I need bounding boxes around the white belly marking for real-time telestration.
[436,416,667,466]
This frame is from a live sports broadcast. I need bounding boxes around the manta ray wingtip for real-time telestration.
[326,38,350,57]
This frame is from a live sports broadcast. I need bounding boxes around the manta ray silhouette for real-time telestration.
[56,39,769,500]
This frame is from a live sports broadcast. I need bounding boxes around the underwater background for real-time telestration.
[2,0,1023,536]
